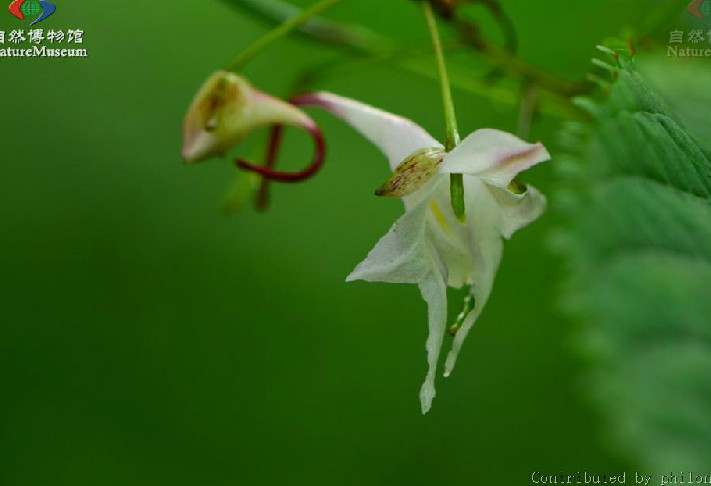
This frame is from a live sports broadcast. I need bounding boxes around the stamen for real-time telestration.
[448,288,476,336]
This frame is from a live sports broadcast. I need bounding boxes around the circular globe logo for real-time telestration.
[19,0,40,17]
[8,0,57,25]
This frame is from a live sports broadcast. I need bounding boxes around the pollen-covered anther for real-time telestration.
[375,147,445,198]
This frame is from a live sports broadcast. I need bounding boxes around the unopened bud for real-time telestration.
[182,71,315,163]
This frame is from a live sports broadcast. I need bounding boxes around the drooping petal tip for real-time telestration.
[420,380,436,414]
[417,274,448,415]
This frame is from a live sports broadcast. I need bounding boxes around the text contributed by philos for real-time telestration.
[531,471,711,485]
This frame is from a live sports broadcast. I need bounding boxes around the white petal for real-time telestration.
[443,304,482,378]
[346,183,441,284]
[425,181,476,288]
[303,92,443,171]
[487,184,547,239]
[346,181,449,413]
[440,129,550,187]
[443,177,504,376]
[418,271,448,414]
[442,180,546,376]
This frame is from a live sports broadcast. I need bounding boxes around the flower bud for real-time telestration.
[182,71,315,163]
[375,147,445,197]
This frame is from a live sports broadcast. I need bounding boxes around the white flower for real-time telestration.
[300,92,551,413]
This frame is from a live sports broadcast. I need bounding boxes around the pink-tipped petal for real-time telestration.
[440,129,550,187]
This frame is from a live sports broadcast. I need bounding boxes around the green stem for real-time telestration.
[422,0,465,222]
[225,0,344,72]
[223,0,584,120]
[226,0,388,53]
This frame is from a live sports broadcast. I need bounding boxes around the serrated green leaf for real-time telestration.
[557,53,711,472]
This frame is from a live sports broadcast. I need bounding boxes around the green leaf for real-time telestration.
[556,52,711,472]
[638,54,711,154]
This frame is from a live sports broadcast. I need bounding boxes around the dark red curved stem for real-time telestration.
[236,122,325,183]
[239,94,328,209]
[289,93,321,106]
[255,124,284,211]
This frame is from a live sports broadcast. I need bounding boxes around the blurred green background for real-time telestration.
[0,0,693,484]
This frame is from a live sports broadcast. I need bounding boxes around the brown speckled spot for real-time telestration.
[375,147,446,198]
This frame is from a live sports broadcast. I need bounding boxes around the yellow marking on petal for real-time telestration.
[429,200,451,234]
